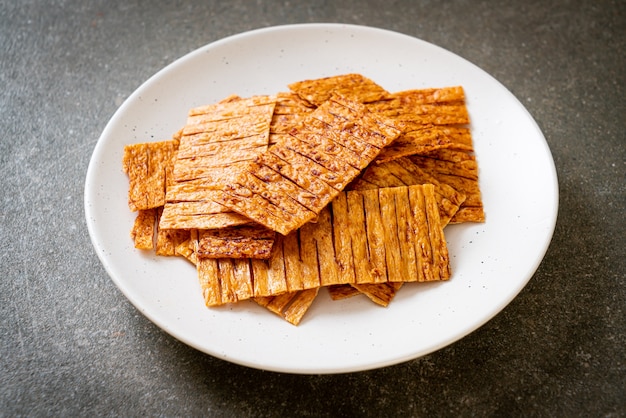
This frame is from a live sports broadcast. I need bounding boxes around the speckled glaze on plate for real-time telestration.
[85,23,558,374]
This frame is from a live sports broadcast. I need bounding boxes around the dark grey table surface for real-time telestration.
[2,1,624,416]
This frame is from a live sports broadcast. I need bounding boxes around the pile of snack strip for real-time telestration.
[123,74,484,325]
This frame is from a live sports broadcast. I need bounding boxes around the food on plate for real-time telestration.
[122,73,485,325]
[195,184,450,307]
[212,94,403,236]
[195,225,275,259]
[159,95,276,231]
[288,73,389,106]
[408,149,485,223]
[122,138,179,212]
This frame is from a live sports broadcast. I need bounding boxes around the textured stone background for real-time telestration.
[1,1,624,416]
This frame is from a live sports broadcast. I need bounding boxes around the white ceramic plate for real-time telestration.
[85,23,558,374]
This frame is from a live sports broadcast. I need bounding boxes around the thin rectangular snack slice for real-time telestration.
[278,131,363,179]
[407,184,452,281]
[195,225,275,259]
[323,184,450,285]
[198,184,450,306]
[409,149,485,223]
[320,96,404,148]
[366,88,470,170]
[250,234,289,297]
[367,86,468,126]
[305,207,349,287]
[352,282,404,307]
[352,156,466,227]
[175,237,198,266]
[160,95,276,231]
[332,185,450,285]
[288,73,390,107]
[375,126,474,163]
[270,92,315,145]
[306,117,383,163]
[214,258,254,305]
[327,193,357,285]
[371,86,466,106]
[176,137,268,166]
[254,287,320,326]
[213,94,402,235]
[383,158,466,227]
[288,125,375,171]
[122,139,180,211]
[130,208,158,250]
[155,208,191,256]
[370,103,469,128]
[197,259,253,306]
[197,236,305,306]
[281,231,310,291]
[327,284,361,300]
[268,144,355,192]
[348,190,388,284]
[327,185,450,287]
[342,185,418,304]
[377,187,409,283]
[409,148,479,180]
[282,288,320,325]
[159,183,254,230]
[255,152,338,204]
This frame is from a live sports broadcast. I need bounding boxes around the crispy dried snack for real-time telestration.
[122,139,179,211]
[327,284,361,300]
[197,257,254,306]
[160,95,276,231]
[123,78,484,325]
[351,156,466,227]
[174,237,198,265]
[377,86,466,105]
[352,282,404,307]
[370,103,469,128]
[196,225,275,259]
[254,287,320,325]
[409,149,485,223]
[197,185,451,306]
[270,92,315,145]
[213,94,402,235]
[288,73,390,106]
[375,126,474,163]
[130,208,158,250]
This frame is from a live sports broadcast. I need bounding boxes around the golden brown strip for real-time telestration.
[282,288,319,325]
[254,287,320,325]
[327,284,361,300]
[213,94,402,235]
[196,226,275,259]
[375,126,474,163]
[352,157,466,227]
[270,92,315,145]
[175,238,197,265]
[372,86,465,106]
[288,73,390,106]
[409,149,479,180]
[122,139,179,211]
[372,103,469,127]
[251,235,289,297]
[352,282,403,307]
[197,185,450,306]
[130,209,157,250]
[411,185,452,281]
[155,207,191,256]
[408,149,485,223]
[160,95,276,231]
